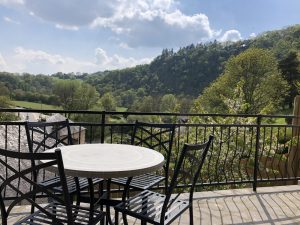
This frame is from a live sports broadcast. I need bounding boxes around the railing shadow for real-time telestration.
[189,187,300,225]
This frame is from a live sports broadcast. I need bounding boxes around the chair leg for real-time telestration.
[122,213,129,225]
[189,205,194,225]
[115,210,119,225]
[99,182,104,225]
[141,220,147,225]
[30,200,35,215]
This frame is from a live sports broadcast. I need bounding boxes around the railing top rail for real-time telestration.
[0,108,296,119]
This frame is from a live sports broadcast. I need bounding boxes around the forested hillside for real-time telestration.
[83,25,300,98]
[0,24,300,112]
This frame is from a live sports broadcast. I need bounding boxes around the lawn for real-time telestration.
[12,101,127,112]
[12,101,61,110]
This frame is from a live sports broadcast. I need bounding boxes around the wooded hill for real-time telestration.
[83,24,300,97]
[0,24,300,109]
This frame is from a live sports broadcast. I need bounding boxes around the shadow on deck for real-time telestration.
[5,185,300,225]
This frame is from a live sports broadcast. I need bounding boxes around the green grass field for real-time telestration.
[12,101,61,110]
[12,101,128,112]
[116,107,127,112]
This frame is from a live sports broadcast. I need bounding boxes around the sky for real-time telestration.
[0,0,299,75]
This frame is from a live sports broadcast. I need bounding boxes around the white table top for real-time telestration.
[43,143,165,179]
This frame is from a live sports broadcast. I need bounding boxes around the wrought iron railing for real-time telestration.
[1,108,300,200]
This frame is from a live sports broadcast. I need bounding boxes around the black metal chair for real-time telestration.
[111,121,176,193]
[114,135,214,225]
[0,147,105,225]
[25,120,103,208]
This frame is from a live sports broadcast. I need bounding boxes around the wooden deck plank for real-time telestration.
[4,185,300,224]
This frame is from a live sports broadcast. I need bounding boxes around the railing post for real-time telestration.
[100,111,106,143]
[287,96,300,183]
[253,115,261,192]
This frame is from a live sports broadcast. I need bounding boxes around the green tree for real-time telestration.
[278,51,300,108]
[54,80,99,110]
[0,82,9,96]
[178,97,193,113]
[100,93,116,111]
[160,94,178,112]
[194,48,289,114]
[53,79,80,110]
[77,83,99,110]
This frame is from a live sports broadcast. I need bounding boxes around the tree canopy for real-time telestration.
[193,48,289,114]
[53,79,99,110]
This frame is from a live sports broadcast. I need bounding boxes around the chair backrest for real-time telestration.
[131,121,176,188]
[0,148,74,225]
[25,120,73,154]
[160,135,214,224]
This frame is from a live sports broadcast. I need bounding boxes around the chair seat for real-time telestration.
[40,176,103,193]
[16,202,105,225]
[115,190,190,225]
[111,173,165,190]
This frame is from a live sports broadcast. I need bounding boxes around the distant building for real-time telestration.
[18,111,86,144]
[46,113,86,144]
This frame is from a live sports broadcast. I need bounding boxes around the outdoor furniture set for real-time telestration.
[0,120,213,225]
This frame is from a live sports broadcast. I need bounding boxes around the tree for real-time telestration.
[193,48,289,114]
[178,97,193,113]
[0,82,9,97]
[53,80,99,110]
[76,83,99,110]
[100,93,116,111]
[53,80,80,110]
[160,94,178,113]
[278,51,300,108]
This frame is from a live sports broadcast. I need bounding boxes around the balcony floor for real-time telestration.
[5,185,300,225]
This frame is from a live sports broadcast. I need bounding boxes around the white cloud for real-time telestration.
[3,16,20,25]
[15,47,66,65]
[119,42,132,49]
[8,0,218,48]
[0,47,152,74]
[0,0,24,6]
[95,47,151,69]
[219,30,242,42]
[24,0,115,27]
[90,1,218,47]
[2,0,237,49]
[249,32,256,38]
[55,24,79,31]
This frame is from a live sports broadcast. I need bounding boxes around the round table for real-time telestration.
[42,143,165,225]
[43,143,165,178]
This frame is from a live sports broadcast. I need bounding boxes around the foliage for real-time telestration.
[53,79,99,110]
[160,94,178,113]
[0,96,18,121]
[0,82,9,96]
[12,101,60,110]
[279,51,300,107]
[193,48,289,115]
[100,93,116,111]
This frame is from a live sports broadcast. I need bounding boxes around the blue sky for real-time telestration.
[0,0,299,75]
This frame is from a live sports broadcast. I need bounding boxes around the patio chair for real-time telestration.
[0,147,105,225]
[25,120,103,209]
[114,135,214,225]
[111,121,176,193]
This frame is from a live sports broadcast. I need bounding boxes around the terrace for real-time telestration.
[7,185,300,224]
[1,108,300,224]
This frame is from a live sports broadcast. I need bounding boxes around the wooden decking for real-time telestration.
[4,185,300,225]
